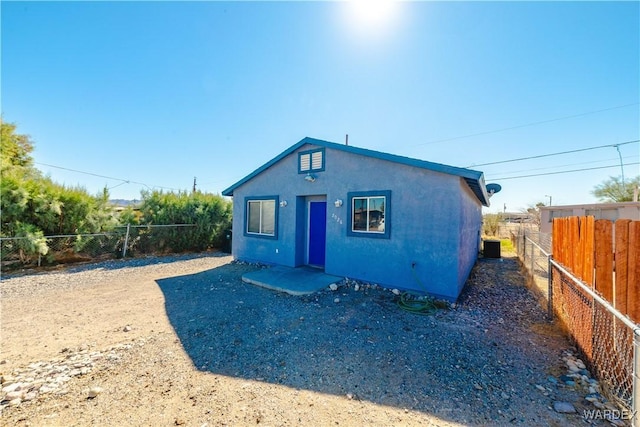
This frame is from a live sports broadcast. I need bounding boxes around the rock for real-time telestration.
[8,398,21,406]
[547,376,558,384]
[0,375,14,385]
[123,325,132,332]
[392,289,400,295]
[354,284,360,291]
[334,298,340,303]
[535,384,546,392]
[88,386,103,398]
[4,390,23,400]
[585,393,602,403]
[575,359,586,370]
[2,383,21,393]
[553,401,576,413]
[39,385,56,394]
[23,391,37,401]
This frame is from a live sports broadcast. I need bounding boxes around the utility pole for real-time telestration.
[614,144,625,190]
[193,177,197,194]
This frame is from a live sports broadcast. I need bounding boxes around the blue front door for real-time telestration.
[308,201,327,267]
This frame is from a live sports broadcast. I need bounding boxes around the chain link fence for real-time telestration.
[1,224,200,271]
[513,226,639,423]
[511,227,552,309]
[552,261,638,418]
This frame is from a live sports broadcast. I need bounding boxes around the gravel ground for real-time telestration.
[0,252,617,426]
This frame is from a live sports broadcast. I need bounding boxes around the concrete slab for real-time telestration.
[242,265,341,296]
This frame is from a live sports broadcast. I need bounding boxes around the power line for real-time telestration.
[485,155,639,176]
[487,162,640,181]
[34,162,183,192]
[468,140,639,168]
[418,102,639,145]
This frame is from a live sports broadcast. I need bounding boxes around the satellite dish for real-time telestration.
[486,183,502,197]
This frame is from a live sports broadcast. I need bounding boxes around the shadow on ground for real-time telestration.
[156,257,580,426]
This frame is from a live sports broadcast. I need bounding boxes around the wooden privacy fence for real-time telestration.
[551,216,639,414]
[552,216,639,323]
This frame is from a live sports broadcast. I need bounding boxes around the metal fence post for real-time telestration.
[634,328,640,427]
[530,237,535,274]
[547,255,553,319]
[122,224,131,258]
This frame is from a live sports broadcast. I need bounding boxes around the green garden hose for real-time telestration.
[396,264,440,315]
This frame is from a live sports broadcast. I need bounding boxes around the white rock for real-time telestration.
[1,375,14,385]
[8,398,21,406]
[2,383,21,393]
[354,284,360,291]
[575,359,586,369]
[88,386,103,398]
[123,325,132,332]
[553,401,576,413]
[329,284,338,291]
[392,289,401,295]
[39,385,56,394]
[23,392,37,401]
[5,391,23,400]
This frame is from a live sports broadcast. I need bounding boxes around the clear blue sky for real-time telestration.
[2,1,639,212]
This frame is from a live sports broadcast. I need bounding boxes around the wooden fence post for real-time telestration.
[583,216,595,287]
[594,220,614,303]
[628,221,640,324]
[615,219,631,316]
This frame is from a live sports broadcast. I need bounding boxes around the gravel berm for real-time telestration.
[0,252,616,426]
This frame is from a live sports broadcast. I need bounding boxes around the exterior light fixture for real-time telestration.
[304,173,316,182]
[280,200,288,208]
[334,199,343,207]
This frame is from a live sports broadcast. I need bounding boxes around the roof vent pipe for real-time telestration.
[345,134,349,146]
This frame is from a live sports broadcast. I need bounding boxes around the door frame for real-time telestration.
[306,196,327,268]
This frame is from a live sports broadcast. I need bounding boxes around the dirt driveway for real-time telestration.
[0,253,612,426]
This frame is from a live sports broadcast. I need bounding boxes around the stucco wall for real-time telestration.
[456,178,483,295]
[230,143,483,301]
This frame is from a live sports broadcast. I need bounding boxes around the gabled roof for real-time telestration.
[222,137,490,206]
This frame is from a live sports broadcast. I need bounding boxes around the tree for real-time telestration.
[592,175,640,202]
[1,119,37,177]
[1,120,118,238]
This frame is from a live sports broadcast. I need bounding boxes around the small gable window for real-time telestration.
[298,148,325,173]
[347,191,391,239]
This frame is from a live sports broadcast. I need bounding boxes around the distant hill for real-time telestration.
[109,199,142,207]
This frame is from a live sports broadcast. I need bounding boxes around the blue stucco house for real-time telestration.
[222,137,490,301]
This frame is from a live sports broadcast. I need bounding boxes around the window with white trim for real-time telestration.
[347,191,391,239]
[246,198,277,237]
[298,149,325,173]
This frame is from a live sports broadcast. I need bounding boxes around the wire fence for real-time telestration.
[0,224,200,271]
[511,228,552,310]
[513,226,639,425]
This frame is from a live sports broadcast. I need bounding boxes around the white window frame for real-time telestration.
[245,197,278,238]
